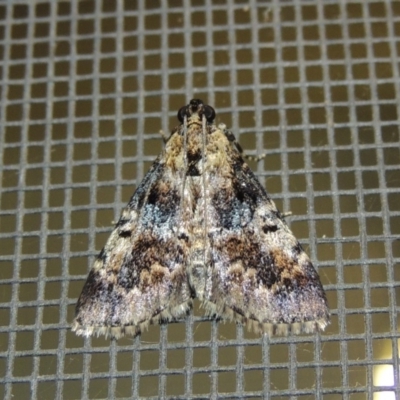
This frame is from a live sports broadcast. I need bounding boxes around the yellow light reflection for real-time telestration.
[374,392,395,400]
[373,364,395,400]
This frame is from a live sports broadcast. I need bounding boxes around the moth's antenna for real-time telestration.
[181,114,188,199]
[183,114,188,172]
[201,113,208,267]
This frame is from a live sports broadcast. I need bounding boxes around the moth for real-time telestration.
[72,99,330,338]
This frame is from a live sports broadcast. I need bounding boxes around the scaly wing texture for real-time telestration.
[72,133,193,338]
[198,126,330,335]
[72,99,329,339]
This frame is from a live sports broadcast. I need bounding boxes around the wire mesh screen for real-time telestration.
[1,0,399,399]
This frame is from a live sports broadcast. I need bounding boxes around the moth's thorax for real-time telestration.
[186,121,205,151]
[165,119,232,171]
[186,112,203,128]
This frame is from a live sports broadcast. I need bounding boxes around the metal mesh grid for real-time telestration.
[1,0,399,399]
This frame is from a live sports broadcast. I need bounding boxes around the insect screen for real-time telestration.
[1,1,399,399]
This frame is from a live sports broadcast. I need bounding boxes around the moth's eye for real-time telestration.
[177,106,187,123]
[204,105,216,122]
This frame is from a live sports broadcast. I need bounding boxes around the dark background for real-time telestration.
[0,1,399,399]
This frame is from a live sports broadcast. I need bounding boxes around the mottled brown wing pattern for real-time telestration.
[72,152,193,338]
[72,99,329,339]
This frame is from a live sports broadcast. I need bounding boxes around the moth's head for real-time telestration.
[177,99,216,123]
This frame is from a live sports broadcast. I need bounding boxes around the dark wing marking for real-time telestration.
[72,153,192,338]
[200,146,330,335]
